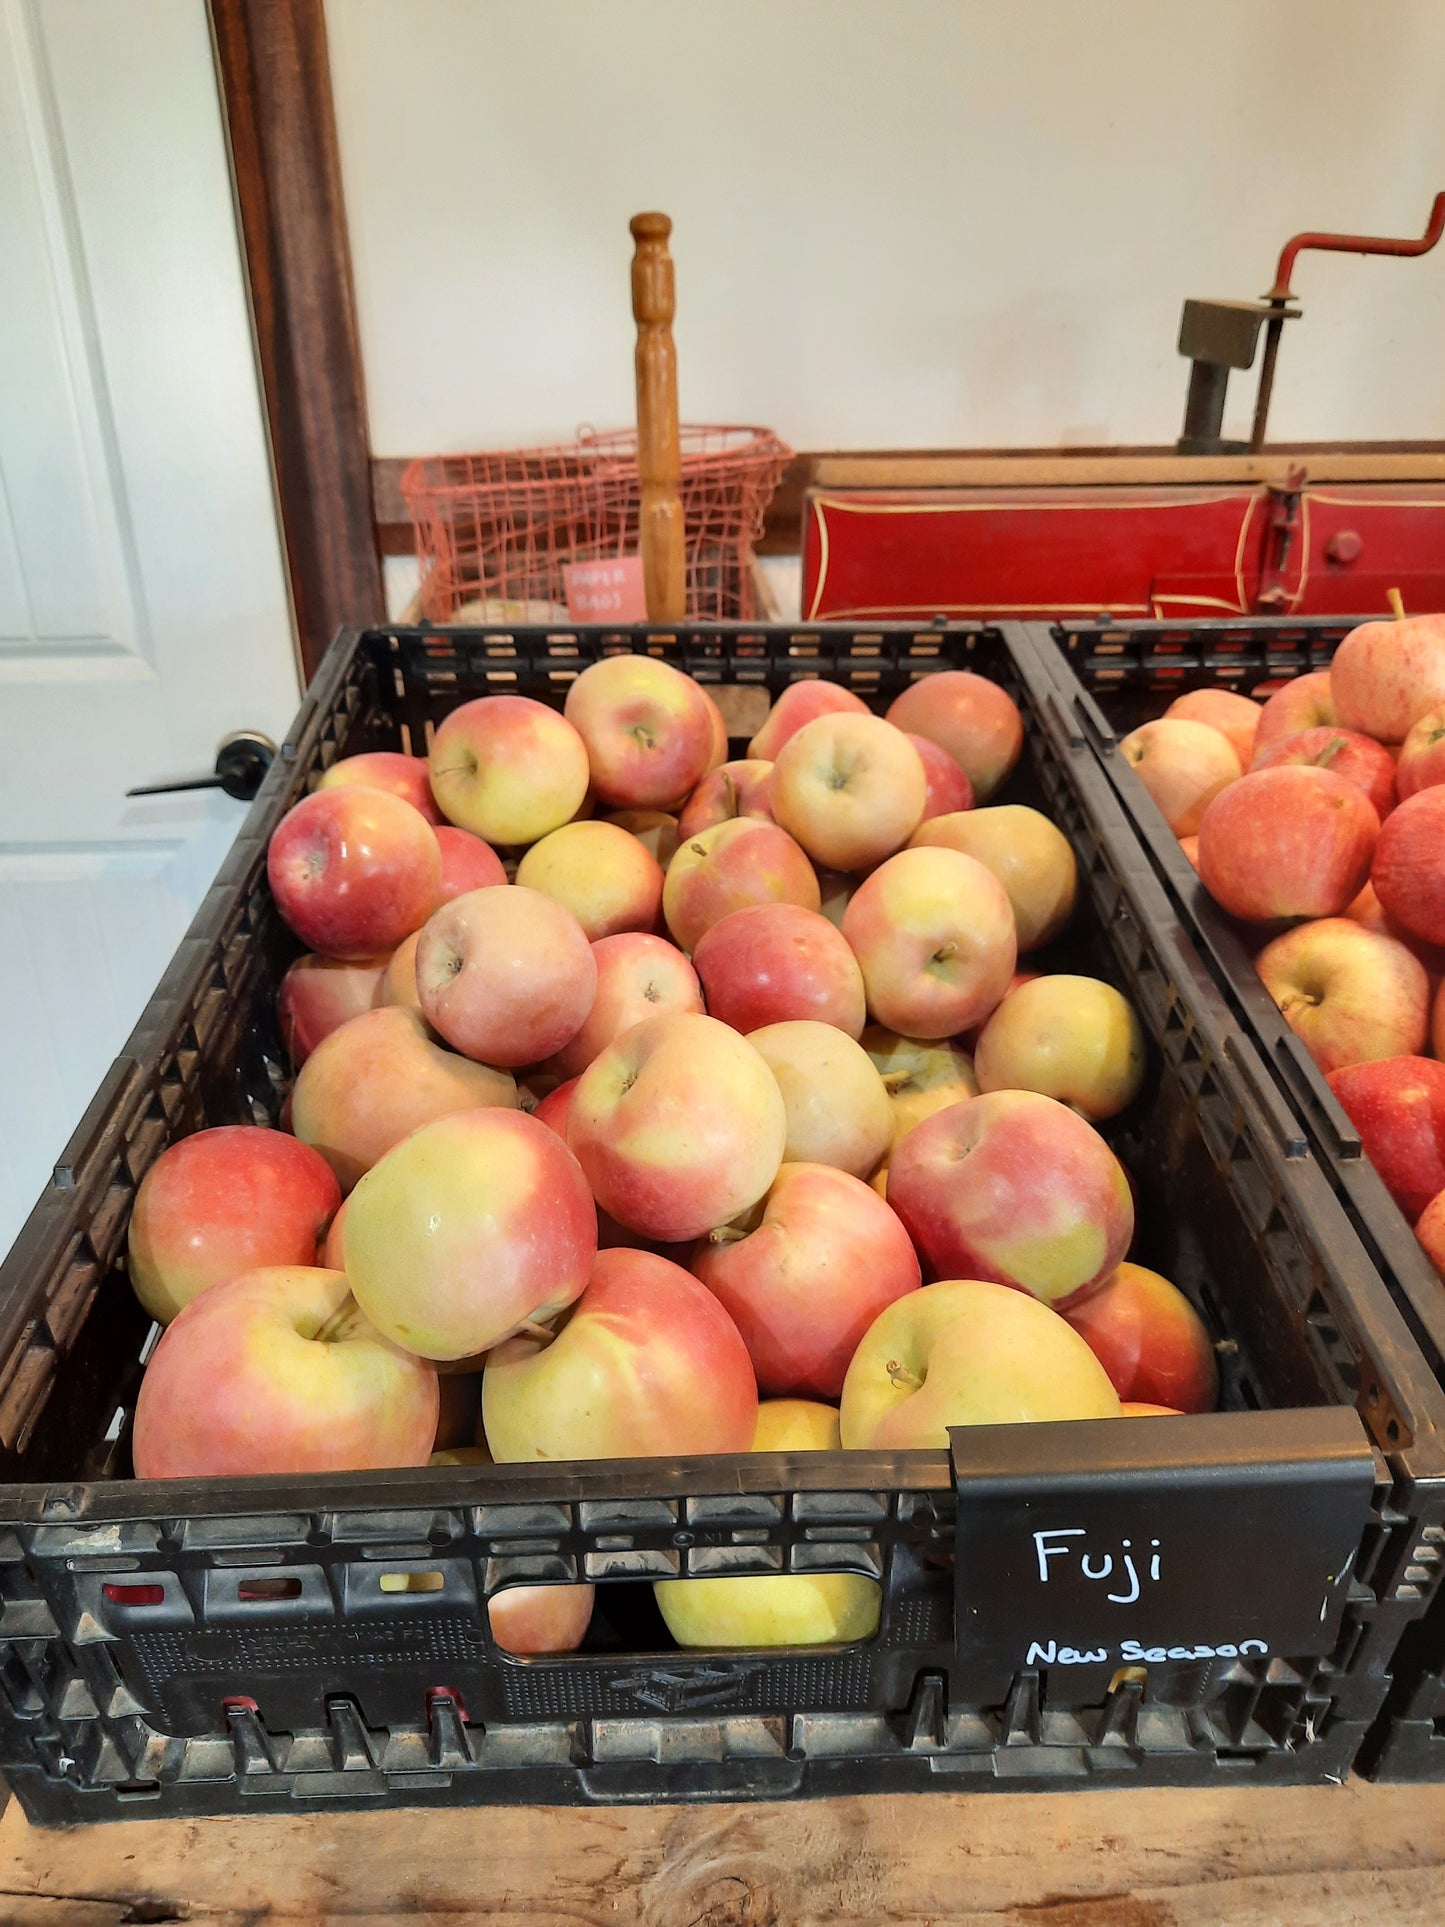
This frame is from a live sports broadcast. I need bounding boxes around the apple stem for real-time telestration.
[880,1069,914,1093]
[707,1225,749,1245]
[1388,586,1407,621]
[517,1318,556,1345]
[886,1358,922,1391]
[313,1294,359,1345]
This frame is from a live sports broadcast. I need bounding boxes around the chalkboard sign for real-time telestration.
[950,1408,1376,1703]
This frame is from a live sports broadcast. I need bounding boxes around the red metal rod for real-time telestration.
[1267,190,1445,299]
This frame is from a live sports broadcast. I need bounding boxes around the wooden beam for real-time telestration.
[209,0,383,681]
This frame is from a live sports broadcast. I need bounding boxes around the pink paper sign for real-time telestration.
[563,556,649,622]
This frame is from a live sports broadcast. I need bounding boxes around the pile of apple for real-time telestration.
[122,656,1219,1656]
[1118,610,1445,1280]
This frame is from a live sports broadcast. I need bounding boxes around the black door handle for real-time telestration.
[127,730,277,802]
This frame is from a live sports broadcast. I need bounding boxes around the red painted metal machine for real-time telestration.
[802,197,1445,623]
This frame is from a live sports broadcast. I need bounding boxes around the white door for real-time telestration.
[0,0,301,1250]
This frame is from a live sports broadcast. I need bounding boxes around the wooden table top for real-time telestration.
[2,1776,1442,1924]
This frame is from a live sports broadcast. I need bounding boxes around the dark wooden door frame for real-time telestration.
[208,0,384,683]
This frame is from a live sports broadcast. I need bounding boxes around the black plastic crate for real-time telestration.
[2,620,1445,1825]
[1024,614,1445,1780]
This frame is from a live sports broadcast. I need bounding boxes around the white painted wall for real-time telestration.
[327,0,1445,460]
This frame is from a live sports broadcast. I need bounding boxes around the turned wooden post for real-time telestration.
[630,212,686,621]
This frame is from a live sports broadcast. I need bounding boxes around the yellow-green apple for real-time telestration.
[434,1370,481,1449]
[380,931,421,1009]
[1196,766,1379,920]
[1329,612,1445,744]
[1063,1262,1218,1413]
[861,1029,979,1154]
[1252,669,1337,754]
[1397,705,1445,801]
[770,713,927,872]
[428,695,590,845]
[563,655,715,808]
[344,1108,597,1358]
[909,806,1077,951]
[568,1012,786,1241]
[268,789,442,960]
[654,1399,881,1648]
[132,1267,439,1478]
[974,975,1146,1121]
[554,932,704,1077]
[747,680,869,761]
[1255,918,1429,1073]
[1253,726,1396,819]
[815,868,857,931]
[317,749,443,825]
[842,846,1017,1038]
[127,1126,341,1326]
[1416,1189,1445,1277]
[887,1091,1133,1308]
[482,1248,758,1460]
[278,952,387,1066]
[1373,788,1445,946]
[676,760,776,839]
[1163,689,1261,769]
[746,1021,894,1178]
[1118,718,1241,836]
[907,732,975,821]
[692,1163,920,1397]
[530,1075,579,1137]
[434,825,506,900]
[692,903,866,1037]
[839,1279,1121,1448]
[1326,1057,1445,1223]
[292,1005,518,1191]
[604,809,680,868]
[663,817,820,953]
[489,1583,596,1656]
[885,671,1023,803]
[415,885,596,1067]
[514,819,664,940]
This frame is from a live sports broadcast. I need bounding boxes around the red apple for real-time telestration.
[267,788,442,960]
[908,733,975,820]
[1063,1262,1218,1412]
[344,1108,598,1358]
[482,1248,758,1460]
[531,1075,579,1137]
[1163,689,1261,769]
[317,750,443,824]
[1326,1056,1445,1223]
[693,903,866,1038]
[1196,766,1379,921]
[887,1090,1134,1310]
[416,885,597,1067]
[489,1583,596,1656]
[554,932,704,1077]
[1252,726,1396,820]
[428,695,590,846]
[770,714,927,872]
[1118,718,1241,836]
[747,680,869,761]
[434,825,506,900]
[843,846,1017,1037]
[127,1126,341,1326]
[676,760,776,839]
[514,819,664,940]
[1255,918,1429,1074]
[277,952,387,1066]
[569,1013,787,1242]
[1416,1189,1445,1277]
[885,671,1023,803]
[132,1267,439,1478]
[1397,705,1445,801]
[292,1005,518,1191]
[1330,613,1445,744]
[1435,978,1445,1059]
[692,1162,920,1398]
[663,817,820,953]
[563,655,715,808]
[1373,788,1445,947]
[1252,670,1337,753]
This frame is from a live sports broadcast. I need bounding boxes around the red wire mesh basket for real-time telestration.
[400,425,791,622]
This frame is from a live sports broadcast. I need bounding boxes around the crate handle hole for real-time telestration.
[379,1570,445,1593]
[102,1583,165,1607]
[237,1576,303,1602]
